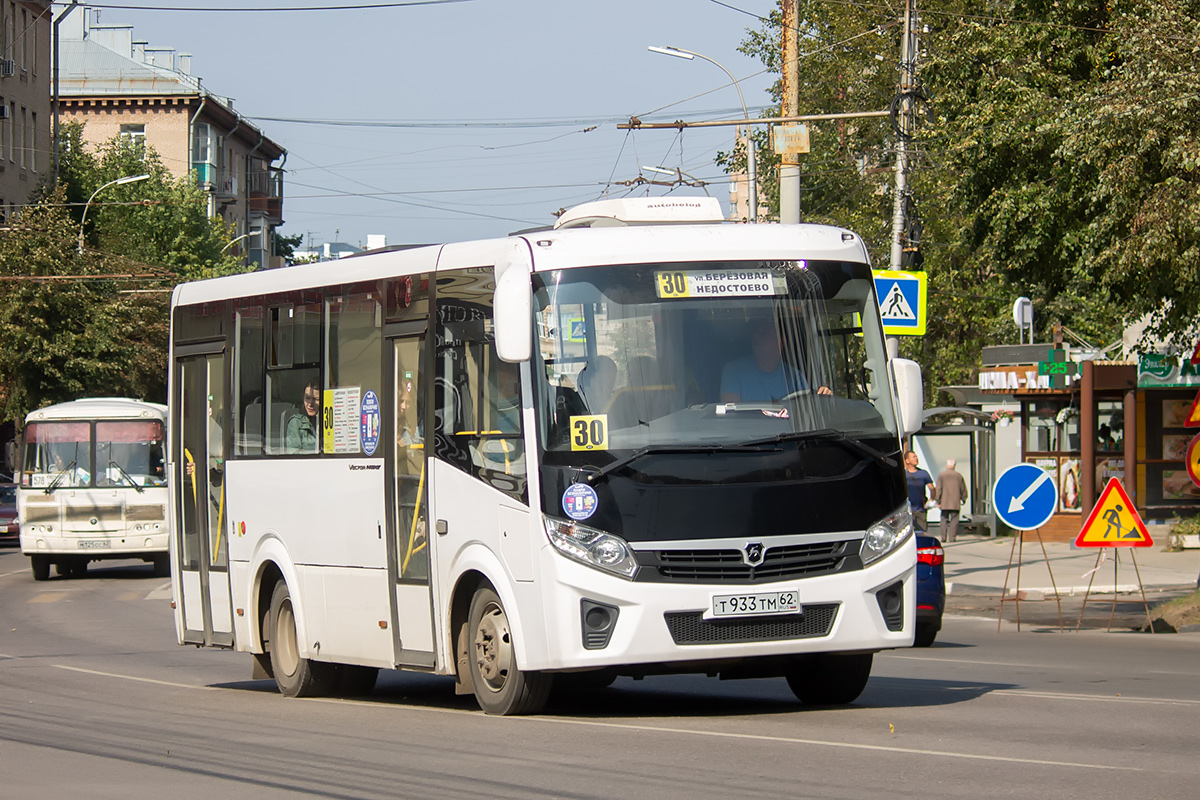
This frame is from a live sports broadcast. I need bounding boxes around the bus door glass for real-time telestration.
[390,334,435,663]
[176,352,234,647]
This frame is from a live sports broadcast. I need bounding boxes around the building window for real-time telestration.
[16,105,23,168]
[29,112,34,172]
[192,123,214,183]
[119,123,146,151]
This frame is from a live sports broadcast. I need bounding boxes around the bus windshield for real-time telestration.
[532,260,897,462]
[22,420,166,489]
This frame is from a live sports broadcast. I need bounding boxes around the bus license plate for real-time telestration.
[78,540,111,549]
[711,590,800,618]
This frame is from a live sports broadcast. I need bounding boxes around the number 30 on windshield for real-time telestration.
[570,415,608,451]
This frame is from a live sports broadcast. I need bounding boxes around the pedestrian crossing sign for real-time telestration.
[872,270,927,336]
[1075,478,1153,547]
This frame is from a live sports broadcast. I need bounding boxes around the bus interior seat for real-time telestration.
[242,399,264,454]
[270,402,298,453]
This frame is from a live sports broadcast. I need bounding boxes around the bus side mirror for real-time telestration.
[494,238,533,363]
[891,358,923,437]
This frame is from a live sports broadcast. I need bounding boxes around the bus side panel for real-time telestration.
[226,459,393,666]
[431,460,550,670]
[229,559,252,648]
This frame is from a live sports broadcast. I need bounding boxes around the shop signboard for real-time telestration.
[1137,353,1200,388]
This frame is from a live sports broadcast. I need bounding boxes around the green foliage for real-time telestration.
[730,0,1200,401]
[0,125,253,423]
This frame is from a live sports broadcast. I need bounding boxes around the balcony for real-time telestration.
[248,167,283,223]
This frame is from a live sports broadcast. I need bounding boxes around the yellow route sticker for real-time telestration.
[569,415,608,451]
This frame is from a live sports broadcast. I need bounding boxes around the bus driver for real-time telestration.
[720,320,831,403]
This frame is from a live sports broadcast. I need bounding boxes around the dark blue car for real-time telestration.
[914,534,945,647]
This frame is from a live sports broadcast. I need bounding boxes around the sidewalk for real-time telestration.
[942,534,1200,596]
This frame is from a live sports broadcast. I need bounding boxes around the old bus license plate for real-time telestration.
[78,540,111,549]
[711,590,800,618]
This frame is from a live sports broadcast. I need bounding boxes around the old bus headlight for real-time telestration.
[861,505,914,565]
[543,517,639,579]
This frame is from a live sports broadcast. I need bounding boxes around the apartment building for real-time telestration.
[0,2,52,224]
[56,5,285,268]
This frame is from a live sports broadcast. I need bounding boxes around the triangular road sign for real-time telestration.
[1076,478,1153,547]
[1185,388,1200,428]
[1191,338,1200,365]
[880,283,916,321]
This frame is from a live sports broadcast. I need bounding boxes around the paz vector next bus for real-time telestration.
[167,197,924,715]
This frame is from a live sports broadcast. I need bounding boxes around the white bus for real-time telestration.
[18,398,169,580]
[168,197,923,715]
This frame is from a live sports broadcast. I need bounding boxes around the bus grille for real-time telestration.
[664,604,839,645]
[636,541,860,584]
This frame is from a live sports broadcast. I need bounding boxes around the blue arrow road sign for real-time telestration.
[993,463,1059,531]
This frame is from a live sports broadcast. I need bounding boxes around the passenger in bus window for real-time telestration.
[286,379,321,453]
[719,320,831,403]
[490,361,522,433]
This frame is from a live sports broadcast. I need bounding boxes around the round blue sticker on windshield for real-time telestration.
[562,483,599,521]
[360,390,381,456]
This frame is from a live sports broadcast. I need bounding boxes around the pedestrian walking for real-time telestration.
[904,450,934,532]
[935,458,968,543]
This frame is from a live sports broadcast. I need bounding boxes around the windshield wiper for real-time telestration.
[44,460,77,494]
[108,460,145,493]
[582,443,777,486]
[740,428,898,468]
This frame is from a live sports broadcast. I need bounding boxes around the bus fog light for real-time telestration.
[144,538,153,548]
[861,505,913,565]
[543,517,638,579]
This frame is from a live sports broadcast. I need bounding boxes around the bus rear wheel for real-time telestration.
[151,554,170,578]
[785,653,873,706]
[268,581,335,697]
[467,586,551,716]
[31,556,50,582]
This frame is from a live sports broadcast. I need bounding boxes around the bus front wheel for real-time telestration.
[467,585,552,716]
[785,653,873,706]
[31,556,50,582]
[268,581,335,697]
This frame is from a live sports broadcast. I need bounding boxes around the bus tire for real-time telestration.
[31,556,50,582]
[785,653,873,706]
[151,554,170,578]
[268,581,335,697]
[467,585,551,716]
[67,559,88,579]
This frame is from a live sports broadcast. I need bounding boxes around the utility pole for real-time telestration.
[778,0,801,224]
[887,0,920,359]
[889,0,919,272]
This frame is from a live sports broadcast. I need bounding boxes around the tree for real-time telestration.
[730,1,1200,400]
[0,124,251,424]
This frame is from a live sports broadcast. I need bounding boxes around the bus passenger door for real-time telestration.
[389,334,436,667]
[176,351,235,647]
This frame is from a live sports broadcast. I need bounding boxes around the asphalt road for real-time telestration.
[2,548,1198,799]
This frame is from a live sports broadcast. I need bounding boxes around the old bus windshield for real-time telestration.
[22,420,166,489]
[533,260,897,461]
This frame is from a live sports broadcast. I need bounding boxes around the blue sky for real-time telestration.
[95,0,781,248]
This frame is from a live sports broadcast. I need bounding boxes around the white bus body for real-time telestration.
[169,198,923,714]
[18,398,169,580]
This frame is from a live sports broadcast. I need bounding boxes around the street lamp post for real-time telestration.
[220,232,252,254]
[649,45,757,222]
[78,174,150,253]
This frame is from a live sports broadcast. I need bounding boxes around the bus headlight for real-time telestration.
[543,517,639,579]
[861,505,914,565]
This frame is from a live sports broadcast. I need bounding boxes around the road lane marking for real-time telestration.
[51,664,1141,772]
[145,581,173,601]
[53,665,218,691]
[28,593,68,603]
[993,689,1200,706]
[0,568,30,578]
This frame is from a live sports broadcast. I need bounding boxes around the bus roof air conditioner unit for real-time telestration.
[554,197,724,229]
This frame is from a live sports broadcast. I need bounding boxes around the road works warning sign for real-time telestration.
[1184,388,1200,428]
[1075,478,1153,547]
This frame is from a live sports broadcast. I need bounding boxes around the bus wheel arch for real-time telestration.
[449,570,486,697]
